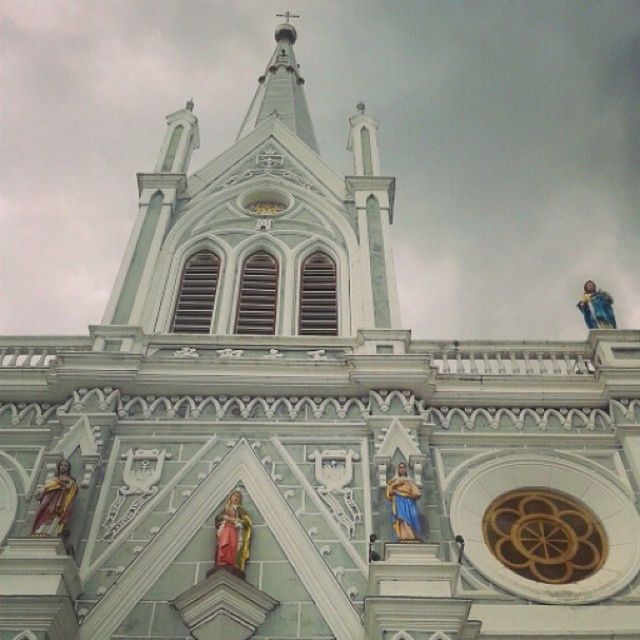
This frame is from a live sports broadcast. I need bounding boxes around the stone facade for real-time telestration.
[1,21,639,640]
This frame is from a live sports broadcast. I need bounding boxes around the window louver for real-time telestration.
[171,251,220,333]
[299,252,338,336]
[235,251,278,334]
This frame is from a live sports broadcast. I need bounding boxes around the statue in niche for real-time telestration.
[31,459,79,537]
[386,462,422,542]
[214,489,252,575]
[577,280,617,329]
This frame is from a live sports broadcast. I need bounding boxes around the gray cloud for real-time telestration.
[1,0,638,339]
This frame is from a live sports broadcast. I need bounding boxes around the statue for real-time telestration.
[30,459,79,537]
[214,489,252,574]
[386,462,422,541]
[577,280,617,329]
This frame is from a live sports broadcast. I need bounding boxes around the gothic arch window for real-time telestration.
[171,250,221,333]
[298,251,338,336]
[235,251,279,334]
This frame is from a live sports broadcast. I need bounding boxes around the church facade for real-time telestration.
[1,21,640,640]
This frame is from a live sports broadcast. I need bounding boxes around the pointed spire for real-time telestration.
[236,20,319,153]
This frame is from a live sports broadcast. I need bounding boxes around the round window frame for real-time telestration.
[449,454,640,603]
[238,189,292,217]
[483,488,608,585]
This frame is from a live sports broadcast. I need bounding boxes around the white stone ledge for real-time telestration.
[471,603,640,636]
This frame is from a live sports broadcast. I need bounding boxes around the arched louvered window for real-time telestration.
[171,251,220,333]
[235,251,279,334]
[299,251,338,335]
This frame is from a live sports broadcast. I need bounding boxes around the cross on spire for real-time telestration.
[276,10,300,23]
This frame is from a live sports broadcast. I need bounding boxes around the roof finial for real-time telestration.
[275,10,299,43]
[357,102,365,115]
[185,98,194,112]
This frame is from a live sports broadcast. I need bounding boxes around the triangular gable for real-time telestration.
[52,415,98,457]
[376,417,424,461]
[79,439,363,640]
[186,117,346,202]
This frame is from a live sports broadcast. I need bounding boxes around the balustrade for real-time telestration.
[0,339,92,368]
[413,342,594,376]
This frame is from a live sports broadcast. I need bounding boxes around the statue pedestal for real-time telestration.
[365,543,481,640]
[369,543,459,597]
[173,567,279,640]
[0,538,80,640]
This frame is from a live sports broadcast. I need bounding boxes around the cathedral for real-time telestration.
[1,18,640,640]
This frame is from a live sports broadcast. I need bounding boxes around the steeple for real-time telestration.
[236,21,319,153]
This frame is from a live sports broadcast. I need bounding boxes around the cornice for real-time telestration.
[136,172,186,196]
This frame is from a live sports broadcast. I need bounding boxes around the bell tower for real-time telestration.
[102,21,401,337]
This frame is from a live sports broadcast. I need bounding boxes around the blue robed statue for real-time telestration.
[386,462,422,541]
[577,280,617,329]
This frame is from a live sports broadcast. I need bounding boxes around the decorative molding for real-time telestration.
[78,439,363,640]
[422,404,612,433]
[308,448,362,538]
[102,448,171,541]
[10,631,38,640]
[371,417,427,487]
[50,414,104,486]
[0,402,59,427]
[0,466,18,544]
[173,568,279,640]
[210,167,323,196]
[1,386,617,433]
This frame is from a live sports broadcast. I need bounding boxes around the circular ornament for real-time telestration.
[240,189,291,216]
[483,489,606,584]
[245,201,286,215]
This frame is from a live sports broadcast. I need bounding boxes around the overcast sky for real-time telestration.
[1,1,638,340]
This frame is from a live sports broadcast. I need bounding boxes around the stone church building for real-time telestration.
[1,20,640,640]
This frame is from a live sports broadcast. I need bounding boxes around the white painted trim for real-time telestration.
[150,234,232,334]
[0,449,30,494]
[79,436,218,582]
[129,199,174,327]
[356,205,375,328]
[360,436,374,548]
[79,439,363,640]
[270,436,368,576]
[230,234,292,336]
[449,453,640,604]
[0,465,18,544]
[292,237,351,336]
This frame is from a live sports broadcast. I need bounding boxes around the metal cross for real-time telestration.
[276,10,300,23]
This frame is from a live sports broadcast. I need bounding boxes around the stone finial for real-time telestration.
[186,99,195,112]
[357,102,365,115]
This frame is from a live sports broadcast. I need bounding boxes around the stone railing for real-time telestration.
[0,337,93,368]
[411,341,594,376]
[0,335,596,377]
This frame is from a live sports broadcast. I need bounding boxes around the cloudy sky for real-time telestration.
[1,0,638,340]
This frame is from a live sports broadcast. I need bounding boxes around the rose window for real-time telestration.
[483,489,607,584]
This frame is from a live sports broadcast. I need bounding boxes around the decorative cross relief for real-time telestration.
[256,149,284,168]
[102,448,171,541]
[308,449,362,539]
[256,218,272,231]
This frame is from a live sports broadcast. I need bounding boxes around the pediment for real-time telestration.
[185,117,346,204]
[78,438,362,640]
